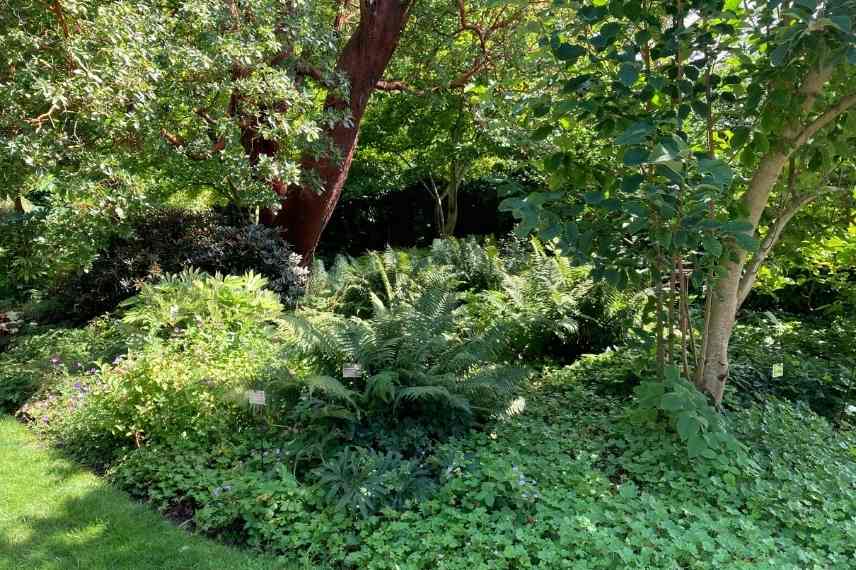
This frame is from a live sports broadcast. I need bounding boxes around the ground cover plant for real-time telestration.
[3,237,855,568]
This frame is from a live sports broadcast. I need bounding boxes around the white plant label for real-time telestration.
[771,363,784,378]
[343,364,363,378]
[247,390,267,406]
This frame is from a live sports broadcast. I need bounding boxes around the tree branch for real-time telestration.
[160,128,225,159]
[789,91,856,152]
[26,104,61,128]
[375,0,524,94]
[737,185,850,308]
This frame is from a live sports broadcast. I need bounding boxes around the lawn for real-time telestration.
[0,416,285,570]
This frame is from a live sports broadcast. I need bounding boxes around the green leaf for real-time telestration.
[540,223,562,240]
[770,44,790,67]
[660,393,686,412]
[579,6,608,22]
[676,412,701,441]
[829,15,851,33]
[691,100,709,119]
[533,125,554,141]
[556,43,586,63]
[687,433,707,459]
[618,63,640,87]
[648,143,678,164]
[721,219,754,233]
[731,126,751,149]
[620,174,644,194]
[583,191,605,205]
[733,232,760,252]
[848,47,856,65]
[752,131,770,153]
[698,158,733,188]
[622,147,648,166]
[616,121,655,145]
[619,482,638,499]
[626,219,647,234]
[702,235,723,257]
[664,365,681,383]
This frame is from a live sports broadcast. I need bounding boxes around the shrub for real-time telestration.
[0,180,149,300]
[312,446,437,519]
[0,317,125,413]
[104,362,856,568]
[24,273,286,465]
[53,209,307,321]
[427,236,506,292]
[120,270,283,342]
[460,247,640,362]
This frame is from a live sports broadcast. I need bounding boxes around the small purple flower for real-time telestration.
[112,355,124,364]
[75,362,83,369]
[88,368,98,375]
[41,415,49,423]
[50,356,61,366]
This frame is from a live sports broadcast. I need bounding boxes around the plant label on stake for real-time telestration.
[247,390,266,406]
[343,363,363,378]
[772,363,783,378]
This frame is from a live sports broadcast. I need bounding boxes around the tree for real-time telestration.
[503,0,856,403]
[1,0,535,263]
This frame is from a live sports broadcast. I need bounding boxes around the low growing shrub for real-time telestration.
[1,317,125,413]
[728,312,856,420]
[24,273,286,465]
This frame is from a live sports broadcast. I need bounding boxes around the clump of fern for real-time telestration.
[281,281,528,440]
[427,236,506,292]
[460,240,642,362]
[304,247,446,317]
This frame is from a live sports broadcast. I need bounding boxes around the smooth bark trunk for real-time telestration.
[274,0,412,263]
[695,64,846,404]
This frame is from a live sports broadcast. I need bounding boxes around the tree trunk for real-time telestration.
[13,195,24,213]
[441,161,465,237]
[698,259,741,403]
[274,0,412,263]
[698,151,788,404]
[694,64,840,404]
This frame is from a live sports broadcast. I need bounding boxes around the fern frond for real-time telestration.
[304,375,358,407]
[395,385,471,413]
[364,370,399,404]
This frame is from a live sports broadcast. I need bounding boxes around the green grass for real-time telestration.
[0,416,285,570]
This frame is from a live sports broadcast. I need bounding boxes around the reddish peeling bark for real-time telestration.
[274,0,413,263]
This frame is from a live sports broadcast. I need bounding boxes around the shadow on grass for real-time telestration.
[0,418,289,570]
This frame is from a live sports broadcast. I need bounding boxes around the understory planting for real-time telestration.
[1,236,854,568]
[2,0,856,567]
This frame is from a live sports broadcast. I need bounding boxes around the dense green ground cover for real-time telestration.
[1,239,855,569]
[0,417,285,570]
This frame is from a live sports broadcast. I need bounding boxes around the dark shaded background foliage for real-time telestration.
[317,175,527,258]
[51,209,307,323]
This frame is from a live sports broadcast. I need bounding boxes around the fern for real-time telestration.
[284,281,527,427]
